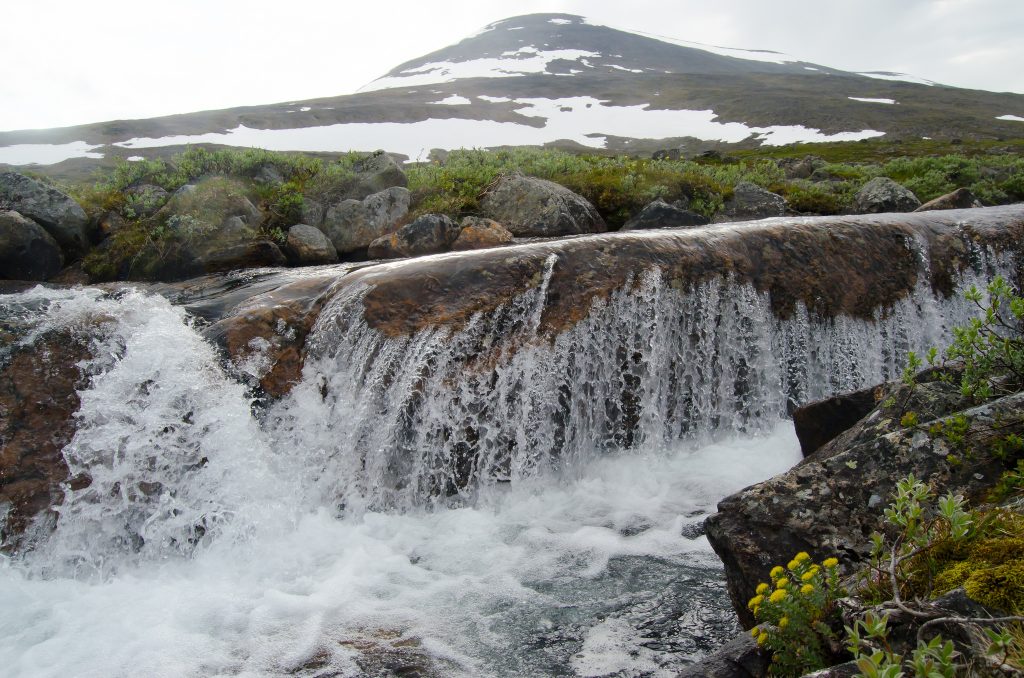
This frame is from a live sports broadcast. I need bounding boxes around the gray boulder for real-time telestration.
[0,210,64,280]
[621,198,709,230]
[452,217,514,251]
[853,177,921,214]
[367,214,461,259]
[713,182,786,223]
[778,155,825,181]
[479,173,605,237]
[0,172,89,256]
[301,198,325,228]
[349,151,408,199]
[321,186,411,255]
[284,224,338,265]
[914,187,982,212]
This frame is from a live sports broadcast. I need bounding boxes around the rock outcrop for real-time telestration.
[792,385,881,457]
[621,198,709,230]
[367,213,461,259]
[853,177,921,214]
[914,187,982,212]
[713,182,786,223]
[348,151,408,199]
[479,173,606,237]
[284,223,339,265]
[452,217,514,250]
[0,172,90,256]
[321,186,411,255]
[0,210,64,280]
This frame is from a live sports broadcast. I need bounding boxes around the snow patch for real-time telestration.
[857,71,936,86]
[299,106,312,112]
[478,95,512,103]
[0,140,103,166]
[429,95,472,106]
[609,65,643,73]
[549,18,573,25]
[848,97,897,104]
[805,67,819,71]
[126,156,144,162]
[996,114,1024,122]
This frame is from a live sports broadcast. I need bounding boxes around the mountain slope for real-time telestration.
[1,13,1022,170]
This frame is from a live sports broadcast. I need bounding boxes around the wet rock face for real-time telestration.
[0,210,64,281]
[367,213,461,259]
[621,198,710,230]
[713,182,786,223]
[0,172,90,257]
[853,177,921,214]
[479,172,606,237]
[705,373,1021,628]
[321,186,411,255]
[0,332,91,545]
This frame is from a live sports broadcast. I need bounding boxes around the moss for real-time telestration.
[963,562,1024,613]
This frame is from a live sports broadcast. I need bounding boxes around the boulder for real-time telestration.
[349,151,408,199]
[301,198,325,228]
[479,173,606,237]
[713,182,786,223]
[196,240,287,273]
[367,214,461,259]
[321,186,411,255]
[0,172,89,256]
[791,385,881,457]
[0,210,64,281]
[705,372,1019,627]
[451,217,514,251]
[853,177,921,214]
[778,156,825,181]
[97,210,128,240]
[158,176,263,228]
[914,187,982,212]
[676,633,769,677]
[284,224,338,265]
[122,184,169,219]
[621,198,709,230]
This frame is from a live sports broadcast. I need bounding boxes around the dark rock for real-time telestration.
[301,198,324,228]
[0,172,89,256]
[802,662,860,677]
[853,177,921,214]
[479,172,606,237]
[0,210,64,280]
[252,164,284,185]
[452,217,514,251]
[156,176,263,229]
[713,182,786,223]
[367,213,461,259]
[652,148,682,161]
[284,224,338,265]
[914,187,982,212]
[321,186,411,255]
[349,150,408,199]
[792,386,881,457]
[706,378,1023,627]
[122,184,169,219]
[49,262,90,286]
[621,198,709,230]
[676,633,769,677]
[779,155,825,181]
[97,211,128,240]
[196,240,287,273]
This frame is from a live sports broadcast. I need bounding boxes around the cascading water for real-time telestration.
[0,239,1014,677]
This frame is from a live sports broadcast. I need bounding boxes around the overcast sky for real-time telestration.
[2,0,1022,132]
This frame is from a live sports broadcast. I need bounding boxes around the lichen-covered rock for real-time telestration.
[621,198,709,230]
[479,172,605,237]
[321,186,411,255]
[452,217,514,251]
[713,182,786,223]
[853,177,921,214]
[0,210,64,281]
[705,373,1021,627]
[0,171,89,256]
[367,213,460,259]
[914,187,982,212]
[284,224,338,265]
[348,151,408,199]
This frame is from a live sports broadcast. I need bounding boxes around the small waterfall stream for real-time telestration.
[0,235,1014,677]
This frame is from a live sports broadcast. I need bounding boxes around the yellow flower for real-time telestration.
[823,557,839,568]
[787,559,799,570]
[747,595,764,610]
[794,552,810,563]
[757,632,769,647]
[751,626,760,637]
[801,583,815,595]
[776,578,790,589]
[769,589,787,603]
[770,566,785,579]
[756,582,770,595]
[779,616,789,629]
[801,571,816,582]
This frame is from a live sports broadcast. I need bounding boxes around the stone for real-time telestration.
[0,172,89,256]
[97,210,128,240]
[778,155,825,181]
[0,210,64,281]
[792,386,881,457]
[284,224,339,265]
[621,198,709,230]
[367,214,461,259]
[348,150,408,199]
[156,176,263,229]
[914,187,982,212]
[451,217,514,251]
[122,184,169,219]
[713,182,786,223]
[676,633,769,677]
[196,240,287,273]
[853,177,921,214]
[301,198,325,228]
[479,173,606,237]
[321,186,411,255]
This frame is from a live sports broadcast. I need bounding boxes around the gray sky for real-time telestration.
[3,0,1022,132]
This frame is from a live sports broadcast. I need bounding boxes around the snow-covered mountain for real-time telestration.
[2,13,1022,170]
